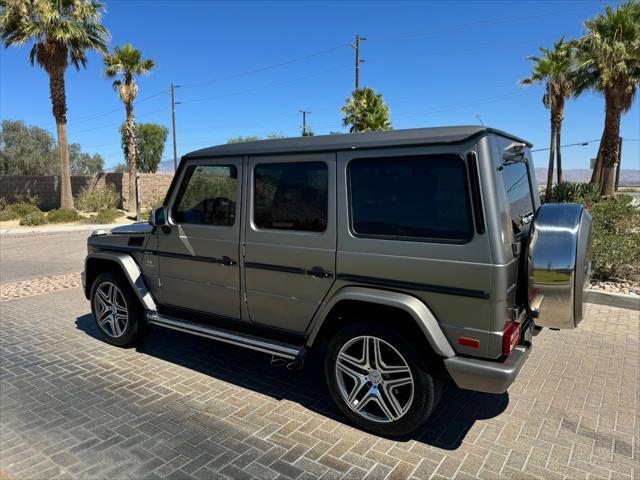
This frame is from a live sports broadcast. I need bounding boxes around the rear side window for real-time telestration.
[172,165,237,226]
[254,161,328,232]
[349,155,473,242]
[502,161,534,231]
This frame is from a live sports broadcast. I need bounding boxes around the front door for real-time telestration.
[157,158,243,320]
[243,154,336,332]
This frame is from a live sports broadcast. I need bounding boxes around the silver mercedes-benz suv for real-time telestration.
[83,126,592,435]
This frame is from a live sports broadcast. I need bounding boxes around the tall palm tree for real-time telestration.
[574,1,640,196]
[520,38,574,198]
[341,87,392,133]
[0,0,109,208]
[104,43,155,218]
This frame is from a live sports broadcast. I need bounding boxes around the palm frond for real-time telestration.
[1,0,109,72]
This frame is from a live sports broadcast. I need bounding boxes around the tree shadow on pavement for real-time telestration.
[75,313,508,450]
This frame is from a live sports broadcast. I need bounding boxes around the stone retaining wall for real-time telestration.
[0,173,173,210]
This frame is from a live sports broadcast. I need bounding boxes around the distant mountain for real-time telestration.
[535,169,640,186]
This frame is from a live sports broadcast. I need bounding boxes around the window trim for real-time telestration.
[346,153,475,245]
[252,160,330,234]
[170,163,239,227]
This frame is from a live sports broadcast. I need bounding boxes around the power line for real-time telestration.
[179,64,350,105]
[532,137,640,152]
[371,4,598,43]
[531,138,600,152]
[34,91,167,130]
[178,44,347,88]
[69,106,167,134]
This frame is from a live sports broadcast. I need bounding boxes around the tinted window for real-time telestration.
[254,161,328,232]
[349,155,472,241]
[172,165,237,226]
[502,161,534,230]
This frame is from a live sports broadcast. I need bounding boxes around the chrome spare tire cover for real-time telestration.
[528,203,592,329]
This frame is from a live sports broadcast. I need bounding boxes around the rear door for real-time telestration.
[157,158,243,320]
[243,154,336,332]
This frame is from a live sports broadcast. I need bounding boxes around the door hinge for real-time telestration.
[158,278,162,287]
[242,244,246,257]
[243,291,247,303]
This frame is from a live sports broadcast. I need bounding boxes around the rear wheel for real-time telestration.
[90,272,148,347]
[325,322,442,436]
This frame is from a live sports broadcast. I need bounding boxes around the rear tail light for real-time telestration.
[502,321,521,355]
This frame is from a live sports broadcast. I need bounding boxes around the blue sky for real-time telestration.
[1,0,638,172]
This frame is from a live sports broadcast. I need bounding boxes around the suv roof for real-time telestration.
[184,125,532,159]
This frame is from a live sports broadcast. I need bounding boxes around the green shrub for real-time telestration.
[19,211,48,226]
[75,184,119,212]
[13,192,40,206]
[589,195,640,281]
[4,203,42,218]
[84,208,124,224]
[47,207,82,223]
[543,181,601,205]
[142,194,165,221]
[0,208,19,221]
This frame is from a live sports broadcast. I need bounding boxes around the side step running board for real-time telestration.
[145,312,303,360]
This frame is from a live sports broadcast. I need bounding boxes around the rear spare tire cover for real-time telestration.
[528,204,592,329]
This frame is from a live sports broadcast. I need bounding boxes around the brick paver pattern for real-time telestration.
[0,273,82,301]
[0,287,638,480]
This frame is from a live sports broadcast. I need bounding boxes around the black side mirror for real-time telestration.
[149,206,167,227]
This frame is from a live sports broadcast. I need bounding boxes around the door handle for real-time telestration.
[219,256,237,266]
[307,266,333,279]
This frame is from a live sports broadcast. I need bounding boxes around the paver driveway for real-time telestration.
[0,282,638,479]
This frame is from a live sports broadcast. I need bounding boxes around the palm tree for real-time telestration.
[104,43,155,218]
[0,0,109,208]
[574,1,640,196]
[341,87,392,133]
[520,38,574,198]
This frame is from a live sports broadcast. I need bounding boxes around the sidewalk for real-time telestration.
[0,223,123,236]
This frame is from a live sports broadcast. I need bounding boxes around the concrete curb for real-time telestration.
[585,289,640,311]
[0,224,121,236]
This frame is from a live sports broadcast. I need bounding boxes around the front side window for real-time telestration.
[254,161,328,232]
[349,155,473,242]
[172,165,237,226]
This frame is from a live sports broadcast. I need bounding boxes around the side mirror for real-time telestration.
[149,206,167,227]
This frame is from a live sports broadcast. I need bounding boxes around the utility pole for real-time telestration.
[300,110,311,136]
[349,34,366,91]
[170,83,181,173]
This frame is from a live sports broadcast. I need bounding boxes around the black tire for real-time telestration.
[325,322,442,436]
[90,272,148,347]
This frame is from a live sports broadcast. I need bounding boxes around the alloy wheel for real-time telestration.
[93,282,128,338]
[335,335,414,423]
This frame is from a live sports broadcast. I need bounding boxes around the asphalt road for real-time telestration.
[0,231,88,283]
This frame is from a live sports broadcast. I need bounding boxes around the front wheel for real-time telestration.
[90,272,147,347]
[325,323,442,436]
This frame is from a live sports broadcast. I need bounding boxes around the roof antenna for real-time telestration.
[476,114,485,126]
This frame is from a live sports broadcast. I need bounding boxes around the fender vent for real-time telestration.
[128,237,144,247]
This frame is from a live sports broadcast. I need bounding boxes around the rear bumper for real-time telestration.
[443,344,530,394]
